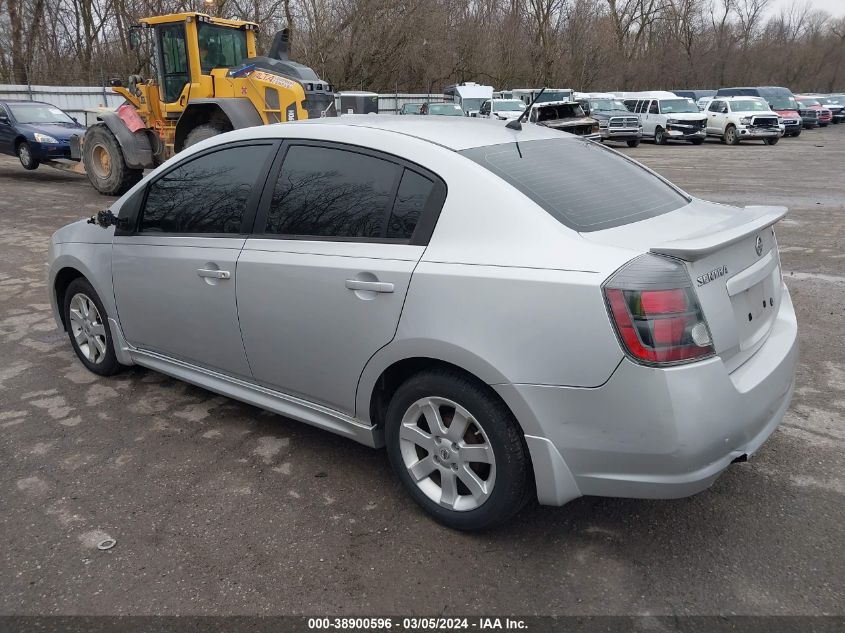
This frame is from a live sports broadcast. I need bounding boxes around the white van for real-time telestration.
[443,82,494,117]
[620,91,706,144]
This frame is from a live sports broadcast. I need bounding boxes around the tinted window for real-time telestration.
[461,138,688,232]
[197,23,247,72]
[140,144,271,233]
[387,170,434,239]
[266,145,401,238]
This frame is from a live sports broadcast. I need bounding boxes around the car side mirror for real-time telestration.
[72,117,79,124]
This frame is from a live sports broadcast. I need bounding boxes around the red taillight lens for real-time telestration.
[604,255,714,366]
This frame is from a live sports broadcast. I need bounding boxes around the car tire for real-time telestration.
[724,125,739,145]
[63,278,124,376]
[690,138,704,145]
[792,129,801,137]
[184,121,233,149]
[17,141,39,170]
[385,367,531,531]
[83,124,143,196]
[654,127,667,145]
[764,137,779,145]
[626,139,640,148]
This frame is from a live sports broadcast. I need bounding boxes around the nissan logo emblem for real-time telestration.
[755,236,763,257]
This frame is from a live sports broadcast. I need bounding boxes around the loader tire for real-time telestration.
[83,124,143,196]
[184,121,233,149]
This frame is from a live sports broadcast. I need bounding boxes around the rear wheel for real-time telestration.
[764,137,779,145]
[385,368,531,530]
[654,127,667,145]
[17,141,39,170]
[184,121,233,149]
[724,125,739,145]
[83,124,143,196]
[626,139,640,148]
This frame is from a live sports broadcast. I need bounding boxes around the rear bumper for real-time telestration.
[497,283,798,506]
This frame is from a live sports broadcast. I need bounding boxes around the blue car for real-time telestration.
[0,100,87,170]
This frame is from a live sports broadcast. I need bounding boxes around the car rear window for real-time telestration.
[460,138,689,232]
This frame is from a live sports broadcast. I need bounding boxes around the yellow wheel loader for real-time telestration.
[73,12,336,195]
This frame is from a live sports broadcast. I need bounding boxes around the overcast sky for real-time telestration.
[766,0,845,17]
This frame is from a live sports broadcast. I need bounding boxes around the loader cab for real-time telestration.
[139,13,258,109]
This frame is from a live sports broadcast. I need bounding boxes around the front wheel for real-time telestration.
[385,368,531,530]
[17,141,39,170]
[724,125,740,145]
[82,124,143,196]
[654,127,667,145]
[184,121,232,149]
[63,278,124,376]
[764,137,779,145]
[626,139,640,148]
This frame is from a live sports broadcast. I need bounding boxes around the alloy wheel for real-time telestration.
[18,144,31,166]
[68,293,107,364]
[398,396,496,512]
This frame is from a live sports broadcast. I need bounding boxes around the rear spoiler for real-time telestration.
[650,205,787,261]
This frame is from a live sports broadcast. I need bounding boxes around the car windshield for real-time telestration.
[461,138,687,232]
[799,99,821,107]
[731,100,770,112]
[428,104,464,116]
[460,98,487,112]
[535,103,583,120]
[8,103,74,124]
[590,99,627,111]
[493,101,525,112]
[534,91,571,103]
[403,104,423,113]
[659,99,699,114]
[768,96,798,110]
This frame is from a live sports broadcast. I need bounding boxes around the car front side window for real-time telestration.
[138,144,273,234]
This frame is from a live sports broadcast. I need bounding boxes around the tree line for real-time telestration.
[1,0,843,93]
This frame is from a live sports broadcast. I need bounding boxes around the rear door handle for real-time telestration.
[345,279,394,293]
[197,268,231,279]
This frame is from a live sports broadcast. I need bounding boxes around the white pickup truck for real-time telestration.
[704,97,783,145]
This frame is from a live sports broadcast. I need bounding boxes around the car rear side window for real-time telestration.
[140,144,272,234]
[265,145,404,239]
[387,169,435,239]
[461,138,688,232]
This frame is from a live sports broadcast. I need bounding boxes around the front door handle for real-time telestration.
[197,268,231,279]
[345,279,394,293]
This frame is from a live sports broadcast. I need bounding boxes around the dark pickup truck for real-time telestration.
[578,96,643,147]
[527,101,601,141]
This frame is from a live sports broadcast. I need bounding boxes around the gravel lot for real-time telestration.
[1,127,843,616]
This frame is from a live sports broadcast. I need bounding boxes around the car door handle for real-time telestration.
[197,268,231,279]
[345,279,394,293]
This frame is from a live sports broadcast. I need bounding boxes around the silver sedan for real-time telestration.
[48,116,798,529]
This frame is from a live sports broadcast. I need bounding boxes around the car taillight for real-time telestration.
[603,254,714,366]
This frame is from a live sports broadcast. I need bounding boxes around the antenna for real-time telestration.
[506,87,546,130]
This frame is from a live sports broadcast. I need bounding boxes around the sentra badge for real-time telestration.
[697,265,728,287]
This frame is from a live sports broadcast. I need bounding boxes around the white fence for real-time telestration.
[0,84,124,122]
[0,84,448,120]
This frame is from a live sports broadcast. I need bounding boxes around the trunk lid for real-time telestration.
[585,199,787,371]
